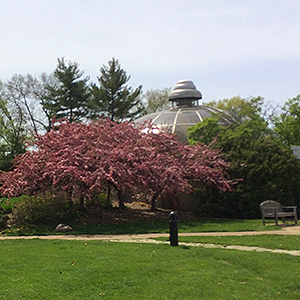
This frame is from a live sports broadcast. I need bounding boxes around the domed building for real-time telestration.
[135,80,230,142]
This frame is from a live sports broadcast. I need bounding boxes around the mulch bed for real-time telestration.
[79,201,197,225]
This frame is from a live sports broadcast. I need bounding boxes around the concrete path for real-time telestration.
[0,224,299,241]
[1,226,300,256]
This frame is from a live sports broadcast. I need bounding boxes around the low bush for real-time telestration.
[0,196,27,213]
[0,207,9,230]
[11,191,71,226]
[192,183,300,219]
[88,192,109,208]
[0,196,27,230]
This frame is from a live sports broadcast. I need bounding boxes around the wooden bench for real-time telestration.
[260,200,298,226]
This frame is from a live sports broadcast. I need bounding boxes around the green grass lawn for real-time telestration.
[0,239,299,299]
[2,218,279,236]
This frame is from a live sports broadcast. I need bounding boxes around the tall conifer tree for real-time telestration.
[44,58,91,123]
[91,58,143,121]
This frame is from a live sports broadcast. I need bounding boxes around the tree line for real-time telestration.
[188,96,300,218]
[0,119,234,217]
[0,57,169,171]
[1,56,300,219]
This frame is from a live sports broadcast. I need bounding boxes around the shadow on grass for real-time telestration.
[1,217,279,237]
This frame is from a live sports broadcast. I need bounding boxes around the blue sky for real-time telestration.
[1,0,300,106]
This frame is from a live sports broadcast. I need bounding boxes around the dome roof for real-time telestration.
[135,80,230,142]
[135,105,227,142]
[168,80,202,101]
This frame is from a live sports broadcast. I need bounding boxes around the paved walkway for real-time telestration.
[1,224,299,241]
[1,225,300,256]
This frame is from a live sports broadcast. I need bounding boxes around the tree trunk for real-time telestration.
[79,196,85,211]
[117,189,125,209]
[68,193,74,213]
[151,192,160,211]
[106,184,112,207]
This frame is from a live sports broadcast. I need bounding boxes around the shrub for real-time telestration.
[0,207,9,230]
[11,191,71,226]
[0,196,26,230]
[0,196,27,213]
[189,115,300,219]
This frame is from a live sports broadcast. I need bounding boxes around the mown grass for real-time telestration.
[66,218,280,235]
[1,218,279,236]
[156,234,300,251]
[0,239,299,299]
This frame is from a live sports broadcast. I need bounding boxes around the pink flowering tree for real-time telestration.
[0,119,233,211]
[129,125,233,210]
[1,121,98,209]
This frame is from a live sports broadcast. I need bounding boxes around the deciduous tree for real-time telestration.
[189,96,272,146]
[0,99,26,171]
[188,113,300,218]
[204,96,269,126]
[142,88,171,115]
[273,94,300,146]
[0,119,232,212]
[0,73,60,135]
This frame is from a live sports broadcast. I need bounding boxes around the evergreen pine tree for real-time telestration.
[91,58,143,121]
[44,58,91,124]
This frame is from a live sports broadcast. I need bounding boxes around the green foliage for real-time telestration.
[188,96,300,218]
[142,88,171,115]
[11,191,71,226]
[90,57,143,121]
[0,195,26,213]
[44,58,91,123]
[188,96,271,146]
[0,196,29,230]
[91,192,108,206]
[188,117,223,145]
[193,135,300,218]
[273,94,300,146]
[0,197,9,212]
[204,96,266,125]
[0,99,26,171]
[0,207,8,230]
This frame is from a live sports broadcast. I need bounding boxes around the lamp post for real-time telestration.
[169,211,178,246]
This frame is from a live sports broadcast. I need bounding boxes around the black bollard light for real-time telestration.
[169,211,178,246]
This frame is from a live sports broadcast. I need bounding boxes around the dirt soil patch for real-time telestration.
[79,202,197,225]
